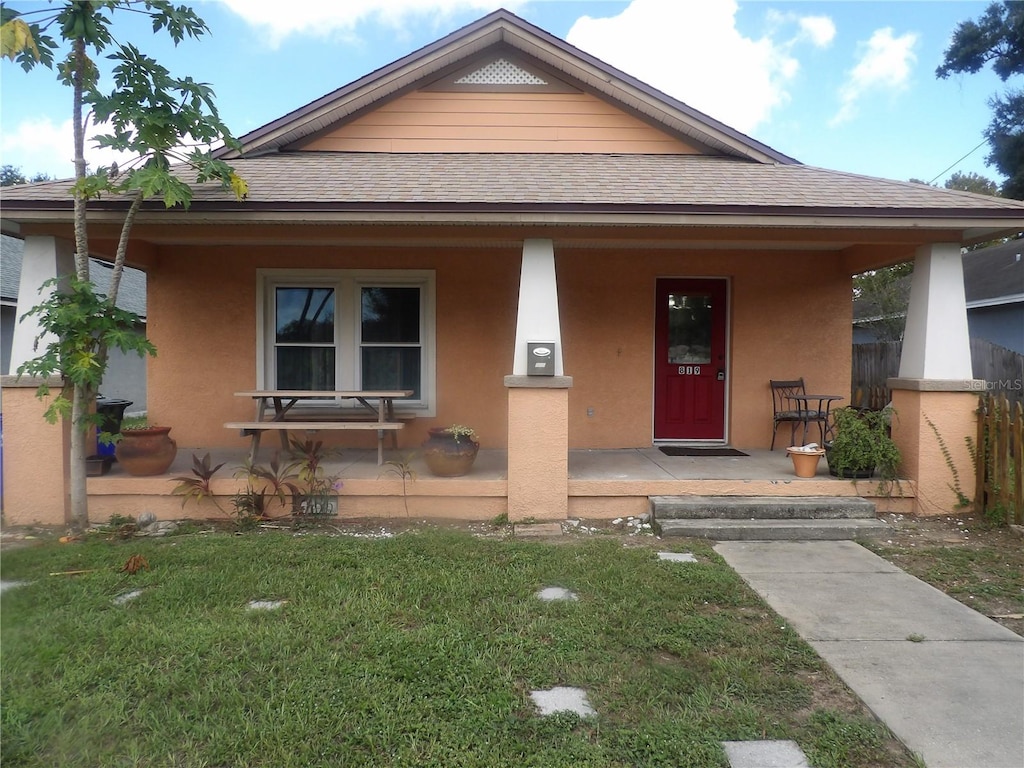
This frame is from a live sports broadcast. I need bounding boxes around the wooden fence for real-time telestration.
[852,339,1024,410]
[975,394,1023,526]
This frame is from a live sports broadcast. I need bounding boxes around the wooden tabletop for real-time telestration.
[235,390,414,398]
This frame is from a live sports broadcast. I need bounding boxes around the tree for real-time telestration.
[0,164,52,185]
[853,262,914,343]
[1,1,247,531]
[937,1,1024,199]
[945,170,1001,196]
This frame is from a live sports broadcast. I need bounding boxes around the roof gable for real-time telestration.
[221,8,795,164]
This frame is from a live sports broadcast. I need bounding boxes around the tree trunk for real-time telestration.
[68,382,91,531]
[71,34,89,282]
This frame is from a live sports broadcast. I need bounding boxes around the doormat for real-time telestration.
[659,447,748,457]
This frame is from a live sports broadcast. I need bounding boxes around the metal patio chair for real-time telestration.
[770,378,829,450]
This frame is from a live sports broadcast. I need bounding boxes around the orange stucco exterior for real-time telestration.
[891,388,980,515]
[138,239,852,454]
[0,378,70,525]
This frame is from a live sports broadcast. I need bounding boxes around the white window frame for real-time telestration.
[256,269,436,415]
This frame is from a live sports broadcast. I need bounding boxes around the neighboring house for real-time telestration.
[0,233,149,408]
[3,10,1023,523]
[853,238,1024,353]
[962,239,1024,354]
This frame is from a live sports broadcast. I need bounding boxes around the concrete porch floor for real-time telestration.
[85,446,915,523]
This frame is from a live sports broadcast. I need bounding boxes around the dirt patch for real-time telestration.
[869,513,1024,636]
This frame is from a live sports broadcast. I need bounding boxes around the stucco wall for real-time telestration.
[148,244,519,451]
[557,247,852,448]
[146,242,851,452]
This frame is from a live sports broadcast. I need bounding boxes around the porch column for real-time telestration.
[10,236,76,373]
[506,239,571,521]
[1,375,71,525]
[890,243,984,514]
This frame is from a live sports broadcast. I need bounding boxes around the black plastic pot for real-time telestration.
[96,397,133,457]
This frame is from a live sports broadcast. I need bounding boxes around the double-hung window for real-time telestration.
[259,270,435,411]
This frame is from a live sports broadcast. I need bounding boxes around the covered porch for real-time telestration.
[81,445,916,523]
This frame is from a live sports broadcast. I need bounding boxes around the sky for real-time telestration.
[0,0,1013,187]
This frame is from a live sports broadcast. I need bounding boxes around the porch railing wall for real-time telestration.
[975,394,1023,526]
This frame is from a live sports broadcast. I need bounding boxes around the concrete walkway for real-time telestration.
[715,541,1024,768]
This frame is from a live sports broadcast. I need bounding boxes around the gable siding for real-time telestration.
[298,90,699,154]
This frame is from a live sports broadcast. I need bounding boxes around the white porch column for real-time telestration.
[506,238,571,521]
[9,236,75,373]
[891,242,985,514]
[512,238,564,375]
[898,242,972,379]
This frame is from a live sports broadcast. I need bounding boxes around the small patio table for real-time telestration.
[787,393,844,445]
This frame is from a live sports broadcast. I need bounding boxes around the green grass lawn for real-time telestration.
[1,529,912,767]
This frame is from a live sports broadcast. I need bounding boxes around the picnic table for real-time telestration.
[225,390,414,465]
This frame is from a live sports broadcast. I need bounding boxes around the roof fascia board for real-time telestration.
[3,206,1017,234]
[966,294,1024,309]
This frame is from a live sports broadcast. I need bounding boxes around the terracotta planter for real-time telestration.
[786,447,825,478]
[422,428,480,477]
[115,427,178,476]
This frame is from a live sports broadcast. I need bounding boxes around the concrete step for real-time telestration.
[656,517,890,541]
[650,495,877,520]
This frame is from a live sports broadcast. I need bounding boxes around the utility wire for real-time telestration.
[928,138,989,185]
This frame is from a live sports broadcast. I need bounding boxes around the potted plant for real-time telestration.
[825,407,900,480]
[422,424,479,477]
[114,421,178,476]
[786,444,826,478]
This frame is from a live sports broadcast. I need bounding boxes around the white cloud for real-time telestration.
[0,116,178,181]
[220,0,512,47]
[831,27,917,126]
[798,16,836,48]
[566,0,827,135]
[1,117,79,180]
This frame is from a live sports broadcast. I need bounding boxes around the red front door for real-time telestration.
[654,278,727,440]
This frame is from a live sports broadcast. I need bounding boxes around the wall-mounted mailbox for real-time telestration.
[527,342,556,376]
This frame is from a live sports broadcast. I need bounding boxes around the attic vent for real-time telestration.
[455,58,547,86]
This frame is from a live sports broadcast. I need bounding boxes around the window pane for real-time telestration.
[667,293,712,364]
[361,347,420,398]
[277,288,335,343]
[361,287,419,343]
[277,347,335,390]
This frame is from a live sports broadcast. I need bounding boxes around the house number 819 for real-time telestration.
[677,366,700,375]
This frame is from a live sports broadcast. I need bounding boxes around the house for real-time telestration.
[962,239,1024,354]
[2,9,1022,525]
[1,233,149,408]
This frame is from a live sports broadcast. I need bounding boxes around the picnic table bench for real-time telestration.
[226,390,414,465]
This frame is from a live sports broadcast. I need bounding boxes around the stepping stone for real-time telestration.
[536,586,578,602]
[514,522,564,538]
[530,686,597,717]
[0,580,30,594]
[247,599,288,611]
[658,551,697,563]
[722,740,810,768]
[112,589,144,605]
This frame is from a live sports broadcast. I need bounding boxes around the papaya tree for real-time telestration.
[1,0,247,530]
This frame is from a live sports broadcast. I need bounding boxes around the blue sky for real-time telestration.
[0,0,1011,187]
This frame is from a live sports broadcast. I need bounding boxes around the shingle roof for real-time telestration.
[5,154,1024,218]
[962,238,1024,304]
